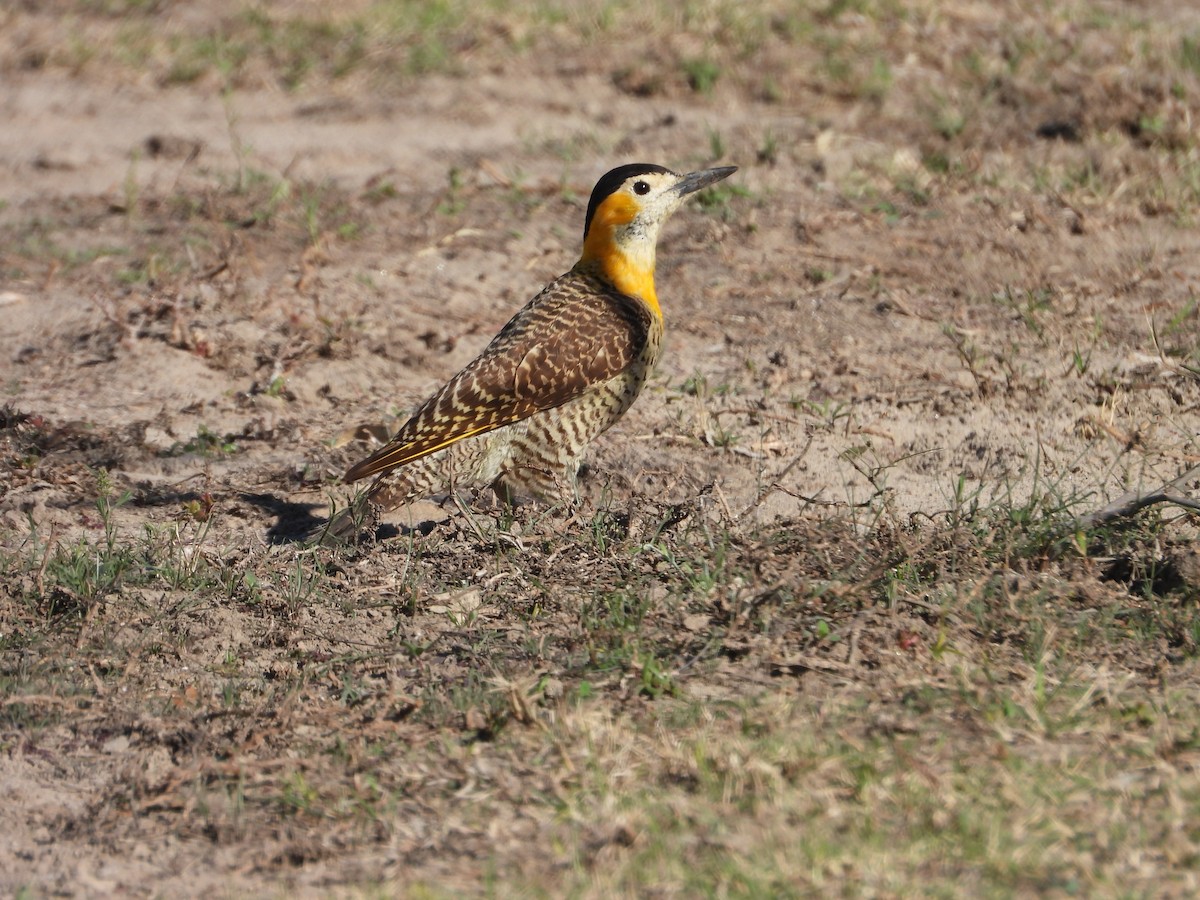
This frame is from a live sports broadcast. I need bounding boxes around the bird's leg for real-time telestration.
[317,489,381,546]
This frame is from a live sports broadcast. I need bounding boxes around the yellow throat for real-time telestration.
[578,193,661,318]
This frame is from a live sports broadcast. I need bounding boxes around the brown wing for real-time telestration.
[342,271,654,484]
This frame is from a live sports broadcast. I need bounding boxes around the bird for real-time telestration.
[319,162,737,544]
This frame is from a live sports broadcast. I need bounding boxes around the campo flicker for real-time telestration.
[323,162,736,542]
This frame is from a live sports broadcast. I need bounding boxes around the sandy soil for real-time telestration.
[2,1,1199,895]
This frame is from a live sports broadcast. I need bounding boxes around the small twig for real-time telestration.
[1070,463,1200,534]
[451,493,488,543]
[90,291,137,348]
[35,522,59,597]
[75,602,100,651]
[846,625,861,668]
[776,486,876,510]
[791,247,859,265]
[478,158,512,188]
[711,480,736,526]
[894,595,951,616]
[712,407,805,427]
[1050,463,1200,559]
[771,654,852,675]
[738,435,813,521]
[194,259,228,281]
[1,694,75,708]
[87,663,108,698]
[881,290,937,321]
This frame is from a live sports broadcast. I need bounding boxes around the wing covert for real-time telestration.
[342,275,653,484]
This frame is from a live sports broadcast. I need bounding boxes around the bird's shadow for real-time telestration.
[239,492,332,545]
[108,483,333,545]
[243,492,438,545]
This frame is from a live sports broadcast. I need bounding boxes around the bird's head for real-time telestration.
[578,163,736,316]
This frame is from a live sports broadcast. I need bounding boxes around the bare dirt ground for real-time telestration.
[3,1,1200,896]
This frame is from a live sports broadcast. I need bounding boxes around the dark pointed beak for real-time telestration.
[674,165,738,196]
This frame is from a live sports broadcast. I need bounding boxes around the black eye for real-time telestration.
[633,180,650,195]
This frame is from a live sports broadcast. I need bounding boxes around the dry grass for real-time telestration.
[3,0,1200,896]
[3,468,1199,894]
